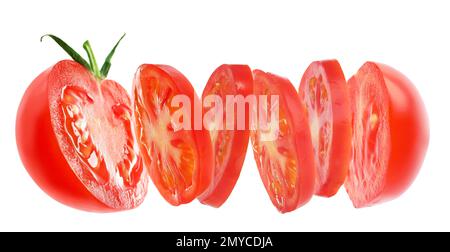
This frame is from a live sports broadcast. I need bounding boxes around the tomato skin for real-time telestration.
[377,63,429,203]
[299,60,351,197]
[345,62,429,207]
[16,64,112,212]
[199,65,253,207]
[251,70,316,213]
[133,64,213,205]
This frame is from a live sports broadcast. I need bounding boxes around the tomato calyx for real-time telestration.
[40,33,125,80]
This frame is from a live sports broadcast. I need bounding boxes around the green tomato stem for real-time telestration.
[100,33,126,78]
[41,34,91,72]
[83,40,101,80]
[41,34,126,80]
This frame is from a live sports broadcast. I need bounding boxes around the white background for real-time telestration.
[0,0,449,231]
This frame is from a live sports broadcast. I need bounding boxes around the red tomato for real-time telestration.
[345,62,429,208]
[133,64,213,205]
[198,65,253,207]
[16,61,148,211]
[16,35,147,211]
[299,60,352,197]
[250,70,316,213]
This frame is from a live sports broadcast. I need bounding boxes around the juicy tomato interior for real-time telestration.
[345,64,390,207]
[199,65,253,207]
[250,70,314,212]
[133,65,203,205]
[299,60,351,197]
[49,61,146,209]
[204,70,235,182]
[301,74,333,191]
[61,86,136,185]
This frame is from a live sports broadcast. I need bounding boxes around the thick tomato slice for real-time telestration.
[16,60,148,211]
[345,62,429,208]
[299,60,352,197]
[133,64,213,206]
[250,70,315,213]
[199,65,253,207]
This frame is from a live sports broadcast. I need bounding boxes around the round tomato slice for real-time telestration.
[299,60,351,197]
[16,60,148,211]
[345,62,429,208]
[199,65,253,207]
[133,64,213,206]
[250,70,315,213]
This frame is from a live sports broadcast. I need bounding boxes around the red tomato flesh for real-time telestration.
[251,70,315,213]
[133,64,213,206]
[199,65,253,207]
[299,60,352,197]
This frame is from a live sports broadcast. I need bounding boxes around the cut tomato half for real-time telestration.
[345,62,429,208]
[133,64,213,205]
[299,60,351,197]
[250,70,315,213]
[16,60,148,211]
[199,65,253,207]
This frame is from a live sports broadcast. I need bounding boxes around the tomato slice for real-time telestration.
[345,62,429,208]
[299,60,351,197]
[133,64,213,205]
[17,60,148,211]
[250,70,315,213]
[198,65,253,207]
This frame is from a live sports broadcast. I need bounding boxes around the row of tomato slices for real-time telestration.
[16,37,429,213]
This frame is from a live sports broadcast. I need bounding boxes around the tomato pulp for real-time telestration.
[250,70,315,213]
[299,60,352,197]
[199,65,253,207]
[133,64,213,206]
